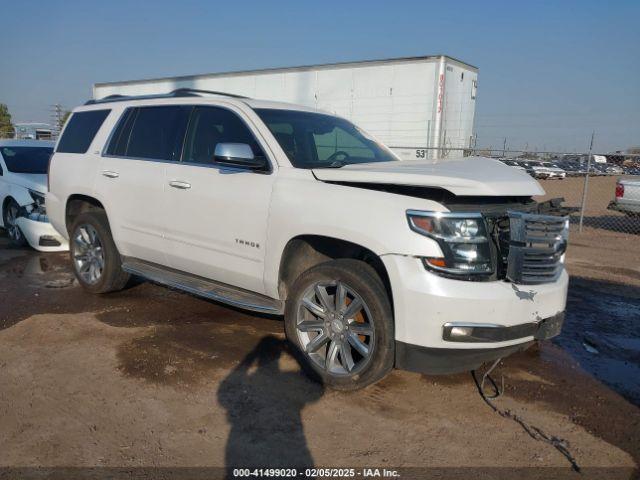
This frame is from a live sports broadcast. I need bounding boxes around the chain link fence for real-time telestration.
[389,145,640,237]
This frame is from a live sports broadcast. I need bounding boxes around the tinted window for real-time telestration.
[125,106,191,161]
[56,110,110,153]
[255,109,396,169]
[105,108,137,156]
[0,147,53,174]
[182,107,265,164]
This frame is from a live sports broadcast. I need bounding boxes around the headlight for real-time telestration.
[28,189,46,215]
[406,210,493,276]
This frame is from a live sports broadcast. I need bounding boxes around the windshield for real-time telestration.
[0,146,53,174]
[255,109,397,168]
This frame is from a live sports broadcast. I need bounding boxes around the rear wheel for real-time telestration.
[69,211,129,293]
[285,259,394,390]
[3,198,27,247]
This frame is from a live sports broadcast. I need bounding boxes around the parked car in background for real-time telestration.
[499,159,527,173]
[0,140,68,251]
[593,163,624,175]
[608,178,640,216]
[623,165,640,176]
[556,160,582,176]
[47,90,570,390]
[499,159,567,180]
[523,161,566,180]
[505,160,537,177]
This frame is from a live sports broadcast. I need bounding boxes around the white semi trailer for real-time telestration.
[94,55,478,160]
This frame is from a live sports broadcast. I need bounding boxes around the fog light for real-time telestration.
[450,326,474,338]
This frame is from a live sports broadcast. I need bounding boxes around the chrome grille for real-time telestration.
[506,212,569,284]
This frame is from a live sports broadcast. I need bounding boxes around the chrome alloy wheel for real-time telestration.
[5,203,23,243]
[71,224,105,285]
[296,281,375,375]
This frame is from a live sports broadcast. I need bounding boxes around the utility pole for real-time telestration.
[502,138,507,157]
[51,104,63,139]
[578,131,596,233]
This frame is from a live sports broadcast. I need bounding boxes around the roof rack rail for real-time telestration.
[84,88,249,105]
[170,88,249,99]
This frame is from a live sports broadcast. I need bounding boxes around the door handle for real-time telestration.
[101,170,119,178]
[169,180,191,190]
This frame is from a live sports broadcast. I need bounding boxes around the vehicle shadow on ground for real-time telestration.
[569,214,640,234]
[217,336,324,475]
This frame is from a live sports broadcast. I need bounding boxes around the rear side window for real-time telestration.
[107,106,191,161]
[56,110,110,153]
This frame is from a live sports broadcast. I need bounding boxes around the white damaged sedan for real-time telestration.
[0,140,68,251]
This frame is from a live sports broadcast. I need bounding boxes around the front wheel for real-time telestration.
[285,259,394,391]
[3,199,27,247]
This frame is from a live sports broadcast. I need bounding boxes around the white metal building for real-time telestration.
[94,55,478,160]
[14,123,53,140]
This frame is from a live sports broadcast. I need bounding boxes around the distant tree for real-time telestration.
[59,110,72,131]
[0,103,14,138]
[627,146,640,155]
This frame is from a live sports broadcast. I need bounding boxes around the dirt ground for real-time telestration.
[1,223,639,479]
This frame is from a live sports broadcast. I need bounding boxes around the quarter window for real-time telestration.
[182,106,265,165]
[56,110,110,154]
[105,108,137,157]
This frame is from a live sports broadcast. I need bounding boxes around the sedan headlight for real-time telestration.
[407,210,493,276]
[28,189,47,215]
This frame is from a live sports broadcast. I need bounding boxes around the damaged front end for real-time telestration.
[25,189,48,222]
[12,190,68,251]
[333,180,574,285]
[483,199,573,285]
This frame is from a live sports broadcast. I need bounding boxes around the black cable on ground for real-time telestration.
[471,363,581,473]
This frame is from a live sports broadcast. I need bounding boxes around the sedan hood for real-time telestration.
[313,157,544,197]
[10,173,47,194]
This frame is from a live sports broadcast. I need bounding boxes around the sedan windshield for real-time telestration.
[1,146,53,174]
[255,109,397,169]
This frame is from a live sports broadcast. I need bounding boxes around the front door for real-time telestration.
[163,105,275,294]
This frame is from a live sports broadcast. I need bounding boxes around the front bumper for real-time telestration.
[396,340,534,375]
[396,312,564,374]
[443,312,564,343]
[381,254,568,370]
[15,216,69,252]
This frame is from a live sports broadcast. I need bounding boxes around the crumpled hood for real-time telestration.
[10,173,47,194]
[312,156,545,196]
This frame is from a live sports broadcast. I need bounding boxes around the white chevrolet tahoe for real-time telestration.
[47,89,569,390]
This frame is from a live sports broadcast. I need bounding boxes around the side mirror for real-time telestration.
[214,143,268,171]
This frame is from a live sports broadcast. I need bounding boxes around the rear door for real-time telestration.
[96,105,191,265]
[162,105,275,293]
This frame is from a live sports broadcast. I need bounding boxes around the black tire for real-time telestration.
[284,259,394,391]
[3,198,28,247]
[69,211,129,294]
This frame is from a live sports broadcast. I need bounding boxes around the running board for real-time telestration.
[121,258,284,315]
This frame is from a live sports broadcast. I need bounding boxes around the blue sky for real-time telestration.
[1,0,638,152]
